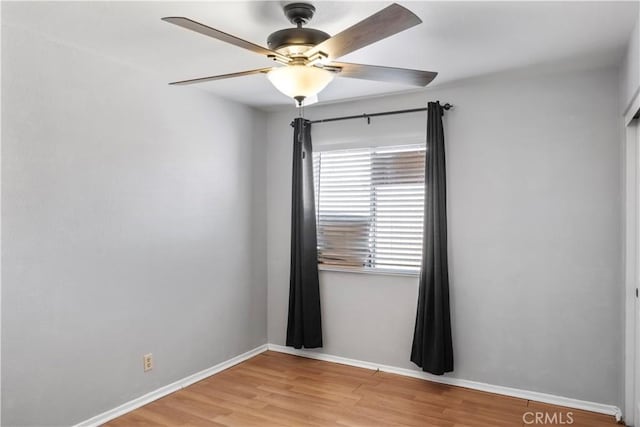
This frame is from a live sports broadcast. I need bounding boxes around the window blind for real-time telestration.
[313,144,426,274]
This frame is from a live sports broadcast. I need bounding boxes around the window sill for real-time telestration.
[317,265,419,278]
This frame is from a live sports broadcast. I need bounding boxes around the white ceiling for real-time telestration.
[3,1,638,109]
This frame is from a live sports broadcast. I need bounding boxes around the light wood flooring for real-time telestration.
[104,351,620,426]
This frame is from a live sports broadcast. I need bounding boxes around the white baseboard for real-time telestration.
[267,344,623,423]
[73,344,269,427]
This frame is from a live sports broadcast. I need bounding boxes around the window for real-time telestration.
[313,144,425,274]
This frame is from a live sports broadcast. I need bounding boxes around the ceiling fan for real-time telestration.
[162,2,437,106]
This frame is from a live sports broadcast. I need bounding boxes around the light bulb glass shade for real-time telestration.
[267,66,334,100]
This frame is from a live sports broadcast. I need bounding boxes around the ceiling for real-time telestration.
[3,1,638,109]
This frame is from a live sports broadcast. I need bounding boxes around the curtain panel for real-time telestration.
[410,101,454,375]
[286,118,323,349]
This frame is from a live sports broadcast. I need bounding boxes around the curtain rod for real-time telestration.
[307,103,453,125]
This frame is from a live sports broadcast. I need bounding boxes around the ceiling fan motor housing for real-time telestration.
[267,3,330,54]
[267,28,330,52]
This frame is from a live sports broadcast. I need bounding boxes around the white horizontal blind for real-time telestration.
[313,144,426,274]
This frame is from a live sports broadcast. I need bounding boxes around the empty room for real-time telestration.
[2,0,640,426]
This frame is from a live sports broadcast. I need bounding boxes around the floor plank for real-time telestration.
[103,351,621,426]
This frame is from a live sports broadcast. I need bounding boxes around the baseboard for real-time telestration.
[267,344,623,422]
[73,344,269,427]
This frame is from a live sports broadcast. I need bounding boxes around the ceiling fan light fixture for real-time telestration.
[267,65,334,103]
[164,3,437,103]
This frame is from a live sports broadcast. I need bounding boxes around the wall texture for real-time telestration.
[1,24,267,426]
[266,66,623,407]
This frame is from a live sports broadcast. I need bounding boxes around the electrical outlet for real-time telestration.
[143,353,153,372]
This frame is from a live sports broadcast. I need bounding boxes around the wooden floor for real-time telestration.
[105,351,620,426]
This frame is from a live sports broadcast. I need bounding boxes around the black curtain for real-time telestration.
[410,101,454,375]
[286,118,323,349]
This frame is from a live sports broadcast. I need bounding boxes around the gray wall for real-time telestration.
[1,23,267,426]
[266,66,623,407]
[620,8,640,113]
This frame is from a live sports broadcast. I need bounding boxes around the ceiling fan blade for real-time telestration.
[305,3,421,61]
[169,68,274,85]
[162,17,289,63]
[328,62,437,86]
